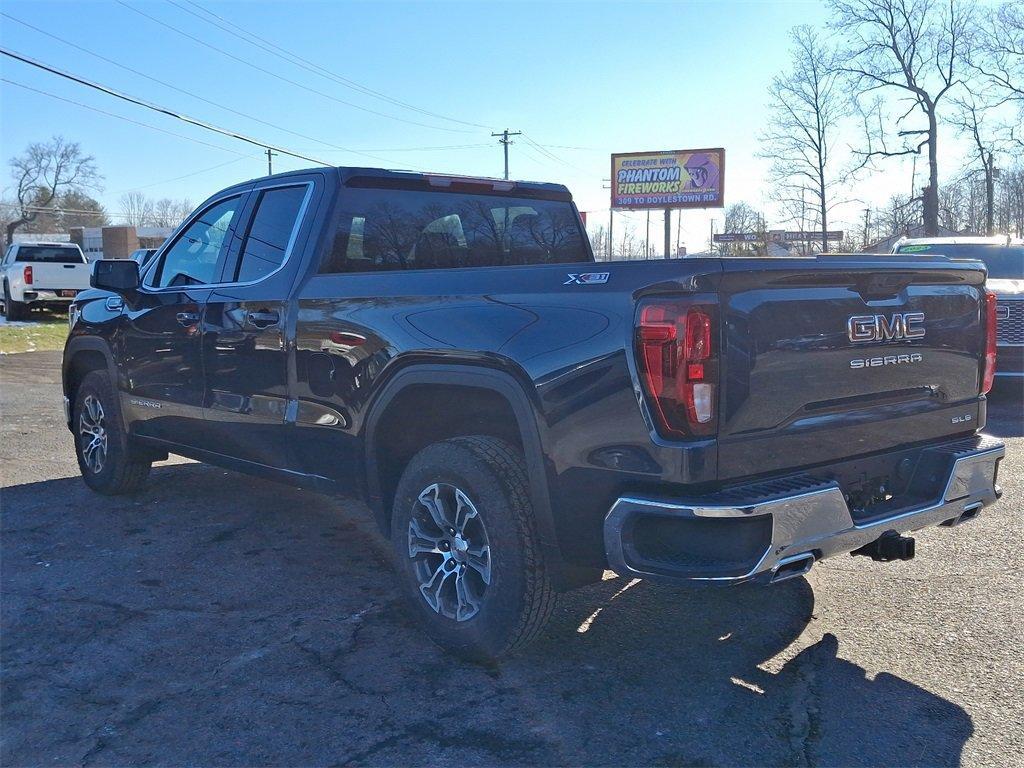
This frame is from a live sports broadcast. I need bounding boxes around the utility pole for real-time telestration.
[602,178,613,260]
[491,129,522,180]
[862,207,871,251]
[266,148,278,176]
[645,211,650,258]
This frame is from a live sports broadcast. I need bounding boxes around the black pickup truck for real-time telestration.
[64,167,1005,659]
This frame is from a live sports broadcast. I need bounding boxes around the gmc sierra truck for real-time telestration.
[63,167,1005,659]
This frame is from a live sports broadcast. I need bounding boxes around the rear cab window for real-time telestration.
[321,187,589,273]
[231,184,309,283]
[14,245,86,264]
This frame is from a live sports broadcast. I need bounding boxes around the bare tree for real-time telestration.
[996,165,1024,236]
[152,198,194,228]
[950,96,1003,234]
[5,136,100,247]
[119,192,155,227]
[830,0,972,236]
[588,224,608,261]
[719,202,767,256]
[975,3,1024,104]
[760,25,850,252]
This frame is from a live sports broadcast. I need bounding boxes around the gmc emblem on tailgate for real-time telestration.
[847,312,926,343]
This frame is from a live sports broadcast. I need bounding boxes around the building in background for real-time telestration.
[71,225,174,260]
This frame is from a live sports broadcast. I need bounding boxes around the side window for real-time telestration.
[148,196,240,288]
[320,188,588,273]
[232,185,308,283]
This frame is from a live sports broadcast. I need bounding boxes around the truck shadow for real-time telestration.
[1,464,973,767]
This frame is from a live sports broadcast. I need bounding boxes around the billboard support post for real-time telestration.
[608,210,614,260]
[664,209,671,259]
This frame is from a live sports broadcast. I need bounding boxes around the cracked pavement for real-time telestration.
[2,351,1022,767]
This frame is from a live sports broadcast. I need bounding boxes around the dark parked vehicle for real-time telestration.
[894,237,1023,385]
[128,248,158,271]
[63,168,1005,658]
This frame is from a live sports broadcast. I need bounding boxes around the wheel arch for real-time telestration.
[63,337,119,430]
[363,362,568,583]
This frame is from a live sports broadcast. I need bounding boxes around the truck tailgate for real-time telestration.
[716,257,987,480]
[27,263,91,291]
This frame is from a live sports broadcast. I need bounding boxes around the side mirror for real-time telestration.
[91,259,140,294]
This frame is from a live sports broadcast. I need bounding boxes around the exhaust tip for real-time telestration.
[941,502,982,527]
[771,553,815,583]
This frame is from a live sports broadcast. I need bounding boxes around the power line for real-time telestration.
[1,47,334,166]
[115,0,476,134]
[0,11,427,168]
[171,0,493,131]
[521,133,594,176]
[1,77,245,156]
[303,144,493,152]
[112,155,257,195]
[0,202,151,221]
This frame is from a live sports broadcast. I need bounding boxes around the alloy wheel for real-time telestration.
[78,395,108,474]
[408,483,492,622]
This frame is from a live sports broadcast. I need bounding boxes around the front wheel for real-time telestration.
[73,371,152,494]
[391,436,556,660]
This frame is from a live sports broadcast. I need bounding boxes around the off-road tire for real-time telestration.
[3,282,28,321]
[73,370,151,494]
[391,436,556,660]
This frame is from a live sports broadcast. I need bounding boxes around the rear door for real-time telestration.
[201,176,318,469]
[121,192,248,445]
[716,257,988,480]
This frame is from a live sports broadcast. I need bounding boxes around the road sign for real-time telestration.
[772,230,844,242]
[712,232,761,243]
[713,230,844,244]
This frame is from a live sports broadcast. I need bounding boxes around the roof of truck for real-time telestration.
[896,235,1023,248]
[240,166,573,200]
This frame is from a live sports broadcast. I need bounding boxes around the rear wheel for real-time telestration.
[391,436,555,660]
[73,371,151,494]
[3,283,28,321]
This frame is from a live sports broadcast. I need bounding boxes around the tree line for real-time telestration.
[755,0,1023,252]
[1,136,194,247]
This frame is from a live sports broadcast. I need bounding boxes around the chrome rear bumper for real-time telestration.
[604,435,1004,585]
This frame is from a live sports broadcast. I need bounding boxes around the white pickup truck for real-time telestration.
[1,242,92,320]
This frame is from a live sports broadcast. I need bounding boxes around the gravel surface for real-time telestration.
[2,351,1021,767]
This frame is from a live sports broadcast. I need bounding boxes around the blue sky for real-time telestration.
[1,0,956,250]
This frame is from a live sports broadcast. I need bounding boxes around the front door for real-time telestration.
[121,193,247,446]
[202,179,316,469]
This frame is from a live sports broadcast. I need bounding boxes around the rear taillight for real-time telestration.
[23,265,33,285]
[636,300,718,437]
[982,290,997,394]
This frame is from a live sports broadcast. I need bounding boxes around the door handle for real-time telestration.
[176,311,199,326]
[246,310,280,328]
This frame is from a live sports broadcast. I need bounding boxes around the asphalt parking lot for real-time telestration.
[2,350,1021,767]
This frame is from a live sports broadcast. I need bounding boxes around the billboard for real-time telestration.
[611,148,724,210]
